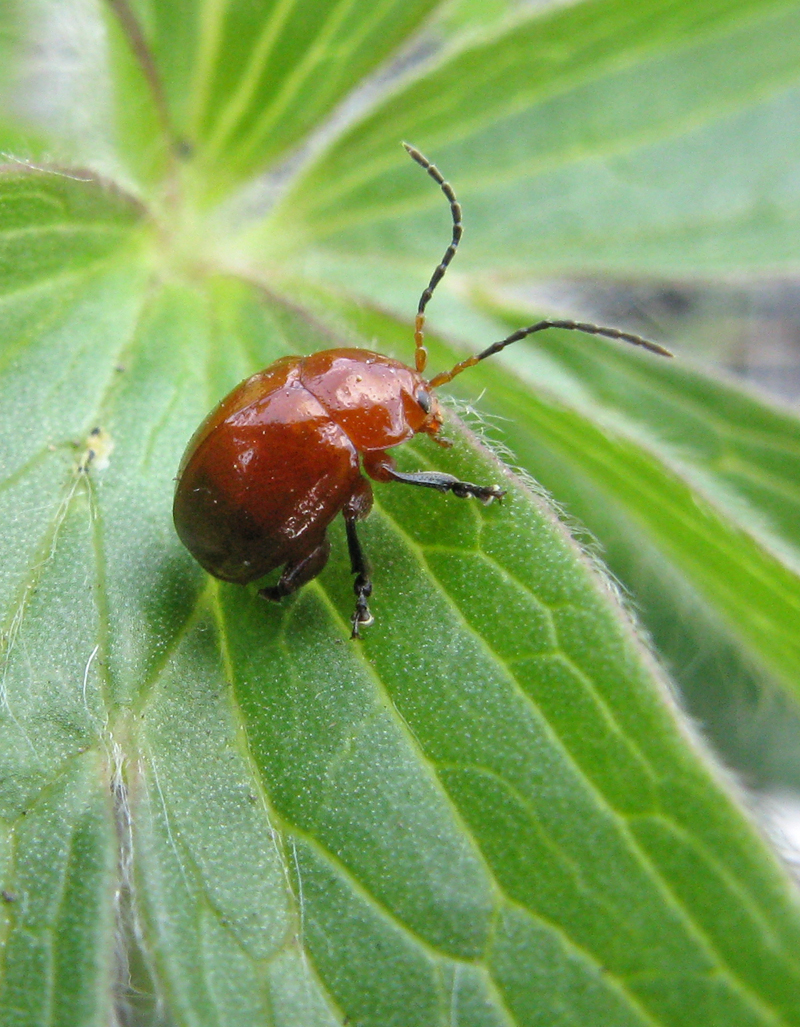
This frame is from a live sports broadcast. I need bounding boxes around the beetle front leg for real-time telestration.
[363,451,504,504]
[343,516,374,639]
[384,468,505,503]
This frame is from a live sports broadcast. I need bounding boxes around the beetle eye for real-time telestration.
[417,390,431,414]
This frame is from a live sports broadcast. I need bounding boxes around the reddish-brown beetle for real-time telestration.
[174,145,671,636]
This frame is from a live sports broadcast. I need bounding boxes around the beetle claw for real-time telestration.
[480,485,506,505]
[350,608,374,639]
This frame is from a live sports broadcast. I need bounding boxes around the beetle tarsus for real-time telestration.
[351,575,374,639]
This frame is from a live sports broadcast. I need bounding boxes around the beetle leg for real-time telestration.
[344,516,374,639]
[259,538,331,603]
[363,450,503,503]
[394,469,504,502]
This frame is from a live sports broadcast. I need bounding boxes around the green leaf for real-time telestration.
[267,0,800,276]
[0,168,143,292]
[0,754,118,1027]
[104,0,444,195]
[0,2,121,175]
[0,170,145,1023]
[4,0,800,1022]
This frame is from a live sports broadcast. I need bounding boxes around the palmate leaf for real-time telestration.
[2,0,800,1023]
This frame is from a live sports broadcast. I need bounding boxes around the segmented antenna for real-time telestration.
[429,319,673,389]
[404,143,463,374]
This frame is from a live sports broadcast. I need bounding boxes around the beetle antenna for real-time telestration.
[403,143,463,375]
[428,319,673,388]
